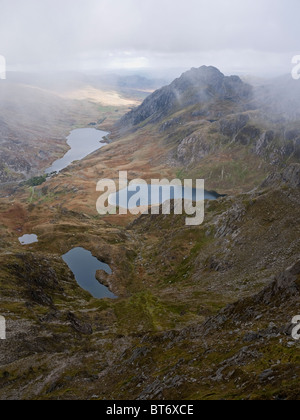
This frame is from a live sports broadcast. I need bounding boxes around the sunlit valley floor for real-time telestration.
[0,68,299,400]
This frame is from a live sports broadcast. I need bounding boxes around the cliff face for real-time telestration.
[262,163,300,189]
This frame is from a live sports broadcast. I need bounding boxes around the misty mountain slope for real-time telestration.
[254,75,300,121]
[111,67,300,194]
[0,82,78,182]
[0,77,137,184]
[8,71,165,100]
[118,66,252,130]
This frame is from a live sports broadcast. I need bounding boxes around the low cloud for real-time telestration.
[0,0,298,75]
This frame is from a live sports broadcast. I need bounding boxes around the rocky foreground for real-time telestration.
[0,163,299,400]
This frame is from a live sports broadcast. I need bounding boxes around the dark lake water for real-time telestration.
[62,247,117,299]
[109,184,221,209]
[46,128,108,174]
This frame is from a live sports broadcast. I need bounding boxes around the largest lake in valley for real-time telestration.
[46,128,108,174]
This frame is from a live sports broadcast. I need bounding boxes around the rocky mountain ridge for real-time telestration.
[113,66,300,194]
[118,66,252,130]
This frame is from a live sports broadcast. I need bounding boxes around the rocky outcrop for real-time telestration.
[281,164,300,188]
[219,114,250,138]
[255,131,275,156]
[214,202,247,238]
[7,253,64,307]
[177,132,213,164]
[202,259,300,332]
[219,114,262,145]
[235,125,261,146]
[262,163,300,189]
[67,312,93,335]
[159,117,182,133]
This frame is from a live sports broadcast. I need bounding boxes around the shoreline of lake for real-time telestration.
[45,128,109,174]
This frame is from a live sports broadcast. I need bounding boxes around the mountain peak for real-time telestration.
[118,66,252,130]
[180,65,224,80]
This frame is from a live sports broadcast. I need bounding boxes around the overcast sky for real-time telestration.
[0,0,299,76]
